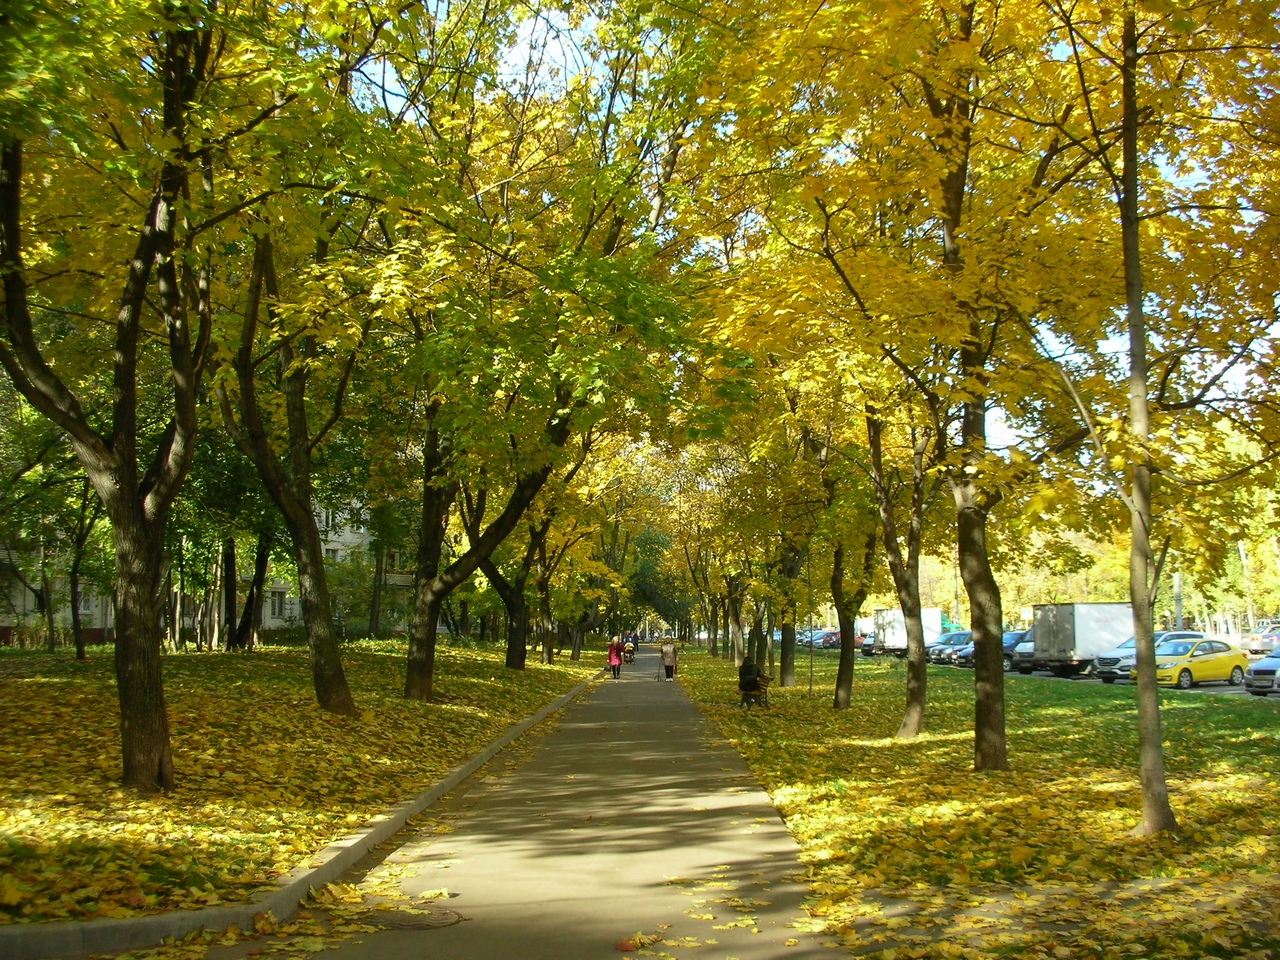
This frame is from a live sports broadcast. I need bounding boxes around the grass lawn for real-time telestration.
[0,640,595,926]
[678,649,1280,959]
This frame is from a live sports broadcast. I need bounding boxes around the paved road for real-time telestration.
[213,647,832,960]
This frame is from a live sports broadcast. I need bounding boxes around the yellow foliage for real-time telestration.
[679,651,1280,958]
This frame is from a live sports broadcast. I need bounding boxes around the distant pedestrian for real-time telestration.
[607,636,625,679]
[660,638,677,680]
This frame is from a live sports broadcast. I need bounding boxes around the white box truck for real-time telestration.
[872,607,944,658]
[1032,602,1133,677]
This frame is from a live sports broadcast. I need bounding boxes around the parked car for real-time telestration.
[1247,632,1280,657]
[1245,649,1280,696]
[928,630,972,664]
[1095,631,1205,683]
[1013,637,1037,674]
[815,630,841,649]
[1001,630,1028,671]
[1129,638,1248,689]
[947,630,1017,668]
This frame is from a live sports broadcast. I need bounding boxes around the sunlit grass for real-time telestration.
[679,649,1280,957]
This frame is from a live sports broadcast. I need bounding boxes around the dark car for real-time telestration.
[928,630,972,664]
[947,630,1024,669]
[1001,630,1028,671]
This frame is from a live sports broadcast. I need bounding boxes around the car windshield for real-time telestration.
[1117,637,1136,649]
[1155,641,1195,658]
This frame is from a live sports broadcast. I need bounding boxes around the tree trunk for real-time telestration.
[70,556,86,659]
[234,530,271,650]
[867,409,932,738]
[40,547,56,651]
[406,391,572,700]
[369,544,385,638]
[482,556,530,670]
[220,234,357,715]
[777,539,803,687]
[954,484,1007,770]
[70,484,101,660]
[727,575,746,664]
[747,606,766,666]
[1120,1,1178,836]
[832,527,876,709]
[221,537,236,651]
[111,509,175,792]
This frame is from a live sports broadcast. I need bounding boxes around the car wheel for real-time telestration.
[1249,691,1268,697]
[1003,655,1013,672]
[1177,669,1194,690]
[1101,677,1115,684]
[1017,666,1033,675]
[1229,666,1244,686]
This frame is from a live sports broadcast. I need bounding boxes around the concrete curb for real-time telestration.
[0,672,602,960]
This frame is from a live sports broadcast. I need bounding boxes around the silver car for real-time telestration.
[1245,650,1280,697]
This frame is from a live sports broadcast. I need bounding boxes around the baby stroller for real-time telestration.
[623,641,635,664]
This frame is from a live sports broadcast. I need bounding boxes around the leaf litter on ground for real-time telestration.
[0,639,593,927]
[678,650,1280,959]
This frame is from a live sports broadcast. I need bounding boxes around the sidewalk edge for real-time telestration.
[0,672,602,960]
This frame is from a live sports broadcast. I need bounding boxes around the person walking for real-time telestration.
[607,636,625,680]
[660,637,677,681]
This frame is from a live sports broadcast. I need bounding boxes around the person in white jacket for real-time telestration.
[660,639,677,680]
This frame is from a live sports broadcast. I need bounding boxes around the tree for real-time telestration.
[1034,0,1280,835]
[1,5,223,790]
[217,233,360,715]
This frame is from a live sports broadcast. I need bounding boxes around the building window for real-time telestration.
[325,547,339,562]
[270,590,286,619]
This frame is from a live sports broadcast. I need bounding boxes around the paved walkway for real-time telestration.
[215,647,832,960]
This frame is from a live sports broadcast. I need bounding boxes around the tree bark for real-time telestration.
[111,504,176,792]
[954,479,1007,770]
[726,574,746,664]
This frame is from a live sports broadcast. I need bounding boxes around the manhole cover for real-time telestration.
[370,909,468,930]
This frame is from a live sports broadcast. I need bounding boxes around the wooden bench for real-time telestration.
[741,674,772,708]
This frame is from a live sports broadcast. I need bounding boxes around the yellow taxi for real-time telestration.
[1129,638,1248,689]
